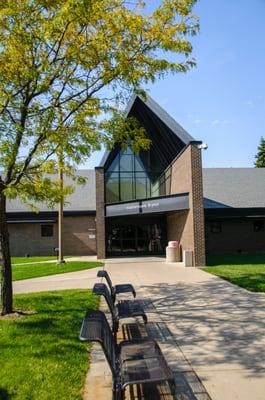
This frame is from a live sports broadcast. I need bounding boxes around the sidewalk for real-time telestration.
[86,258,265,400]
[12,255,99,266]
[14,257,265,399]
[13,265,102,294]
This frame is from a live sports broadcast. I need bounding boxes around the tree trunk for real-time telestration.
[0,182,13,315]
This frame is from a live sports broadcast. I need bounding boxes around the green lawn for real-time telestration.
[204,253,265,292]
[0,290,98,400]
[13,261,103,281]
[11,256,71,264]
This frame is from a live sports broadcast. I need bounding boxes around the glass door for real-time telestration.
[107,218,166,256]
[121,225,137,253]
[137,225,149,253]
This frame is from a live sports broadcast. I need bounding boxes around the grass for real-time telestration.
[12,256,59,264]
[0,290,98,400]
[12,261,103,281]
[206,253,265,266]
[11,256,71,264]
[204,253,265,292]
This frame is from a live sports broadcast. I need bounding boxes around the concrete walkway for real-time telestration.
[13,255,101,294]
[14,257,265,399]
[13,266,102,294]
[13,255,99,266]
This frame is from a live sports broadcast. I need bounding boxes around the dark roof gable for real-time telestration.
[98,93,195,169]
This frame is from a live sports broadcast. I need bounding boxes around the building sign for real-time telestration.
[106,193,189,217]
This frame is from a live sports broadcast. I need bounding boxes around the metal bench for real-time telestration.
[92,283,147,333]
[97,270,136,302]
[79,310,175,400]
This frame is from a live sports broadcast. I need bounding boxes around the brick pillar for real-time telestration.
[190,145,206,266]
[95,167,106,259]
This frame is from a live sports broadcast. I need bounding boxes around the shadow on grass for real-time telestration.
[0,290,98,400]
[0,388,13,399]
[206,253,265,266]
[3,293,97,360]
[218,273,265,292]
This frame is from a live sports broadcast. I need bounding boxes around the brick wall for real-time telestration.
[167,145,194,260]
[8,215,96,256]
[63,216,96,255]
[167,210,190,258]
[206,218,265,254]
[167,144,206,266]
[8,223,57,256]
[190,145,206,266]
[95,167,106,259]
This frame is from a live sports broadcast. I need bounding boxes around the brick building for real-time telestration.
[6,95,265,265]
[7,170,97,257]
[95,95,205,266]
[204,168,265,255]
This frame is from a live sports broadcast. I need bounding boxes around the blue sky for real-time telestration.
[84,0,265,169]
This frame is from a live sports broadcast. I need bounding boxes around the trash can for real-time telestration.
[166,241,179,262]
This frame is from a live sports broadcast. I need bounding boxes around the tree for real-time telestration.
[0,0,198,314]
[254,137,265,167]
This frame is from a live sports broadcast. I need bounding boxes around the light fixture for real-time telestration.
[197,143,208,150]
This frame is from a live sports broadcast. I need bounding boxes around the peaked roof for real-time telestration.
[98,94,195,168]
[125,94,194,143]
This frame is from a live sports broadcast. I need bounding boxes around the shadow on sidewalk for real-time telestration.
[137,279,265,378]
[121,322,211,400]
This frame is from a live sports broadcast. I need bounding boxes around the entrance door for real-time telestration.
[121,225,137,254]
[107,218,166,256]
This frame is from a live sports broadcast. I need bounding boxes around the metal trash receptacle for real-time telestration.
[166,241,179,262]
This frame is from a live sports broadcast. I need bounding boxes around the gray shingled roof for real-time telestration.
[203,168,265,209]
[7,167,265,213]
[6,170,96,213]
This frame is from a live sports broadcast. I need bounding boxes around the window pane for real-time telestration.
[105,144,165,203]
[135,176,147,199]
[254,221,264,232]
[165,175,171,195]
[120,173,133,201]
[139,152,150,169]
[106,173,119,203]
[151,179,159,197]
[210,221,222,233]
[108,156,119,172]
[123,146,133,155]
[107,226,121,252]
[41,225,53,237]
[120,154,133,172]
[122,225,135,239]
[135,155,145,172]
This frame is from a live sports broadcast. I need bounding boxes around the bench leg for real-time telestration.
[112,383,122,400]
[112,320,119,334]
[169,378,176,396]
